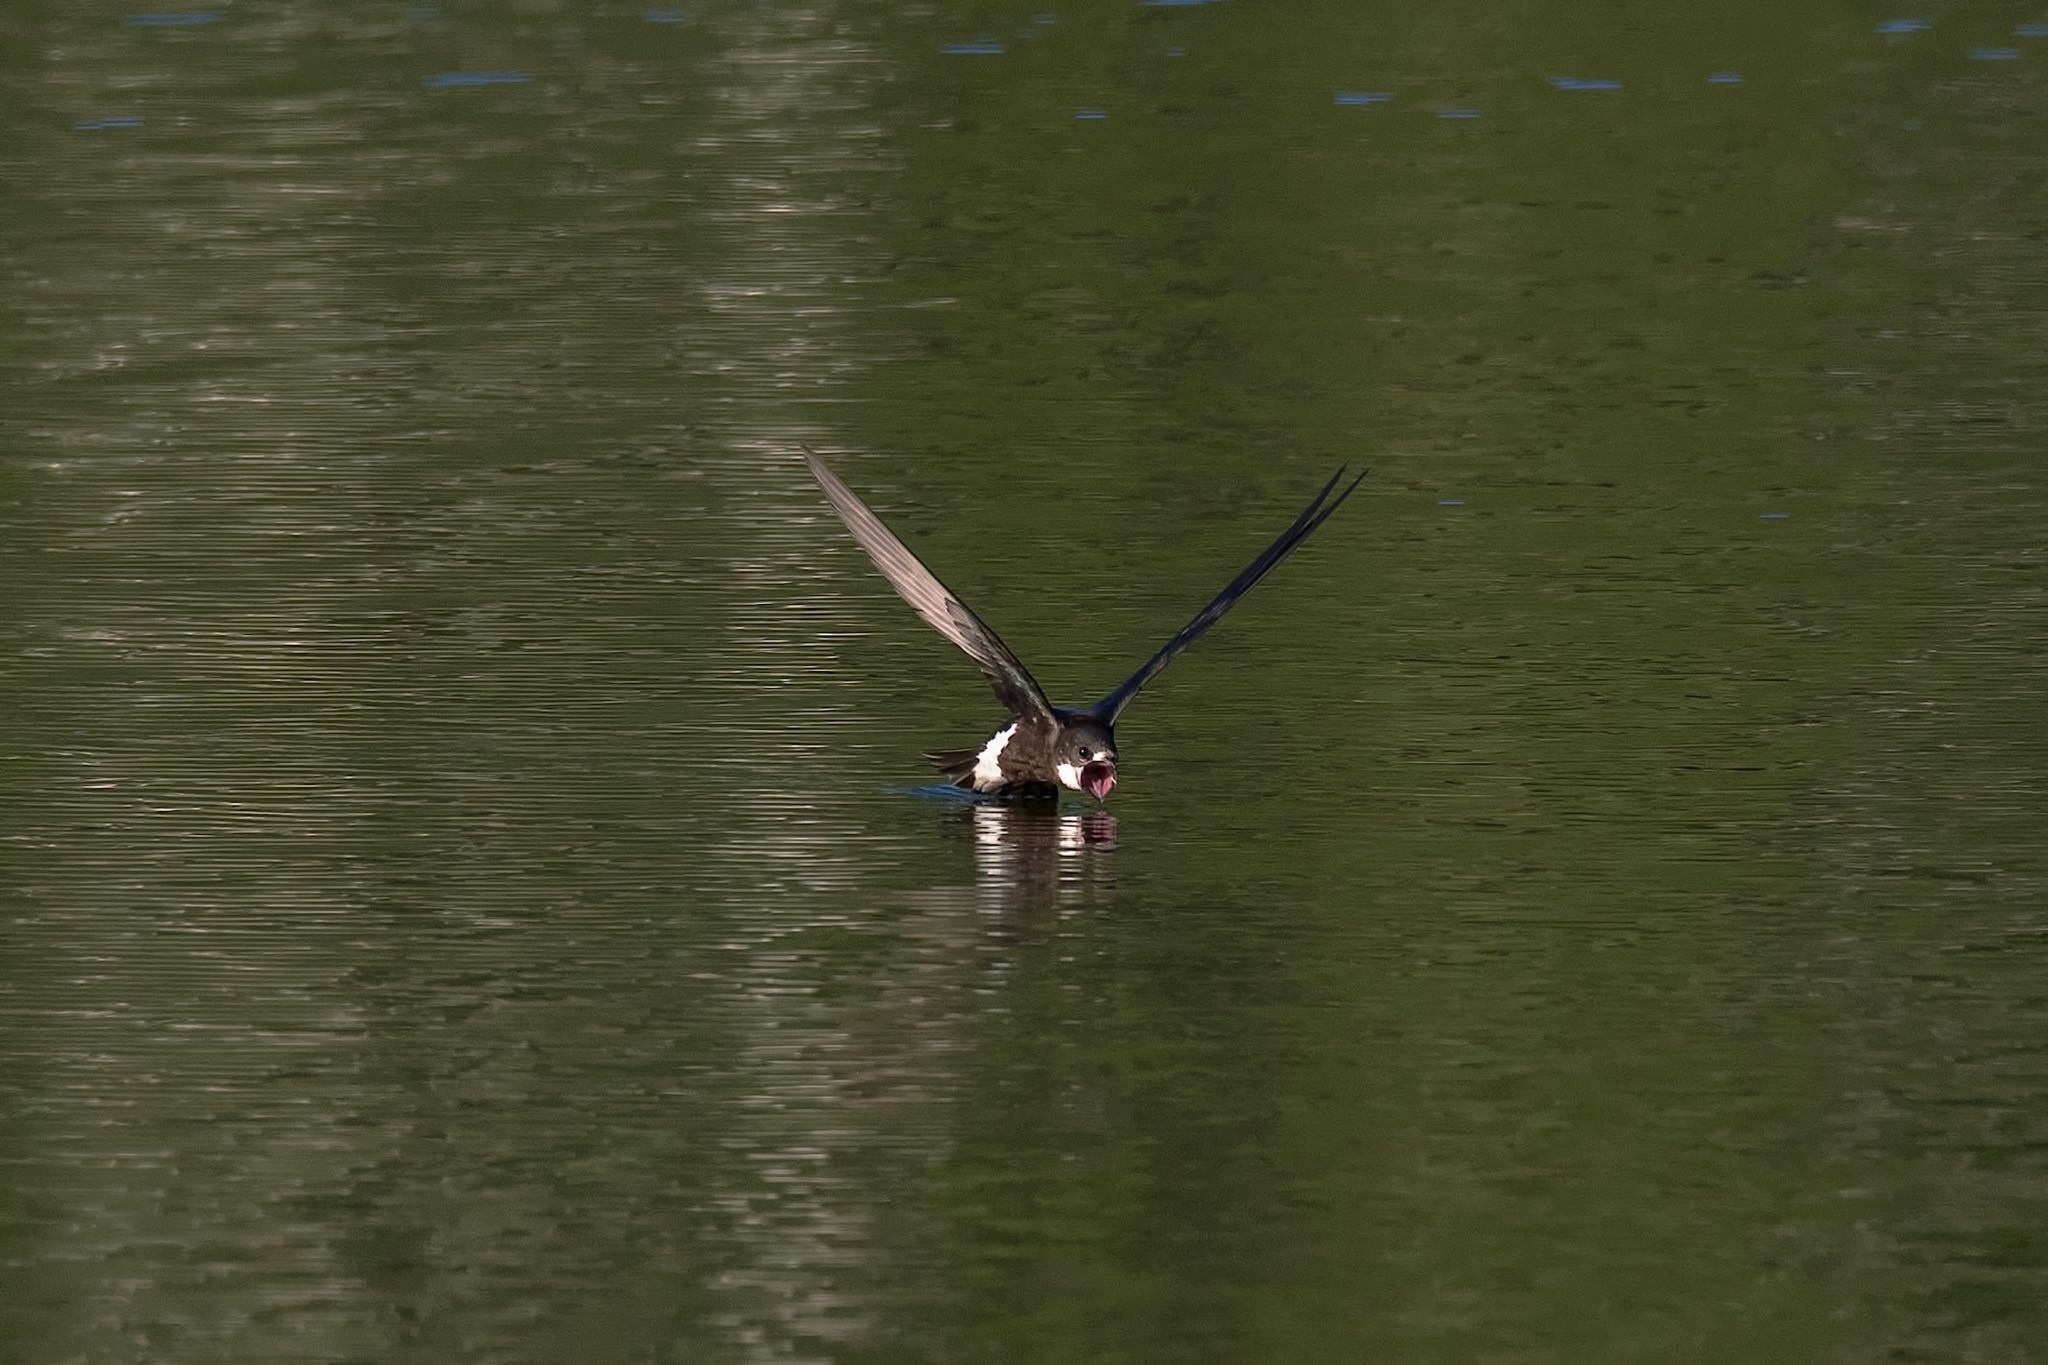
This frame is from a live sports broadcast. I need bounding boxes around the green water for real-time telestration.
[3,3,2046,1362]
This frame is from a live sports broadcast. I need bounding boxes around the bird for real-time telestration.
[802,448,1364,802]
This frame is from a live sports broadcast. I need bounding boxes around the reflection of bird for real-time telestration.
[971,802,1119,854]
[803,450,1364,802]
[968,803,1119,911]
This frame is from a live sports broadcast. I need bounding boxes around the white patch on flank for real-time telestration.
[1054,760,1081,791]
[973,723,1018,790]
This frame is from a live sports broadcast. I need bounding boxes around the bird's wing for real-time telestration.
[1094,465,1365,724]
[803,449,1054,720]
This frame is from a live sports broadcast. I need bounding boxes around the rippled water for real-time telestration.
[4,4,2046,1362]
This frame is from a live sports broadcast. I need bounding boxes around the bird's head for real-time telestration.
[1054,716,1118,802]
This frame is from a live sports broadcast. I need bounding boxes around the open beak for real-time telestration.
[1080,760,1117,803]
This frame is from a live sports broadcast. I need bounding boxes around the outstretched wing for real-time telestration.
[1094,465,1365,724]
[803,449,1053,720]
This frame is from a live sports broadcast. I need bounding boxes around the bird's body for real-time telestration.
[925,707,1116,800]
[802,450,1362,803]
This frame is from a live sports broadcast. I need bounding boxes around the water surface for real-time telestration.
[3,3,2046,1361]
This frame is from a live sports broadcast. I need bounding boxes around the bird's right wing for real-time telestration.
[803,449,1054,720]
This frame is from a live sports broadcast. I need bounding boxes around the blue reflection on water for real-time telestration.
[1760,511,1790,520]
[1876,18,1931,33]
[122,11,217,24]
[1333,91,1391,105]
[1968,47,2021,60]
[642,8,684,22]
[942,38,1005,54]
[1707,71,1744,84]
[2020,22,2048,36]
[1074,108,1108,119]
[886,784,989,803]
[423,71,534,86]
[1438,499,1465,507]
[1550,76,1621,90]
[1438,108,1481,119]
[74,116,144,130]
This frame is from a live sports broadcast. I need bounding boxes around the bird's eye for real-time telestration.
[1078,746,1091,760]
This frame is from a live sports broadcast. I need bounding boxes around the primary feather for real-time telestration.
[803,449,1053,720]
[1093,465,1366,723]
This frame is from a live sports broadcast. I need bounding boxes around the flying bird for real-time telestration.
[803,449,1363,802]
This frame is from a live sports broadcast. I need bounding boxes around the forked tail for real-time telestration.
[922,746,981,788]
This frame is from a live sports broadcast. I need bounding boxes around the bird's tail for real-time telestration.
[923,746,980,789]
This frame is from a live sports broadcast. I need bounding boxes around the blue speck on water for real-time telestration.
[2019,22,2048,36]
[1707,71,1744,84]
[1876,18,1931,33]
[1165,45,1186,56]
[1438,498,1465,507]
[1760,511,1790,520]
[941,38,1005,54]
[422,71,533,87]
[1903,117,1924,129]
[1550,76,1621,90]
[1438,108,1481,119]
[642,8,684,22]
[1074,108,1108,119]
[122,10,217,24]
[1033,12,1058,23]
[1969,46,2022,59]
[1333,91,1391,105]
[74,116,144,130]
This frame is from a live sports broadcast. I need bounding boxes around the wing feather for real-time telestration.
[1094,466,1365,724]
[804,450,1053,719]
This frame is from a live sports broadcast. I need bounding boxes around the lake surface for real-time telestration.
[4,3,2046,1361]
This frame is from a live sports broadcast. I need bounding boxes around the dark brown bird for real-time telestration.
[803,450,1363,802]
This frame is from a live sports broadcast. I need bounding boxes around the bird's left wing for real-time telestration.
[803,450,1054,720]
[1093,465,1365,724]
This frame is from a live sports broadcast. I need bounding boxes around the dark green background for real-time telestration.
[3,2,2045,1361]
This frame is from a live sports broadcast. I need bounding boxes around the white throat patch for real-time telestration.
[1054,760,1081,791]
[972,723,1018,790]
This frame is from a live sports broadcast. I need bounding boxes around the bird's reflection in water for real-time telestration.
[949,801,1118,912]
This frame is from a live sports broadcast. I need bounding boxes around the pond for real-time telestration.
[3,3,2045,1361]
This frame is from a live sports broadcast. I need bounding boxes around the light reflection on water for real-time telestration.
[965,800,1119,910]
[3,0,2048,1361]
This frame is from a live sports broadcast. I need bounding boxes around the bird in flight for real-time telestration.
[803,449,1364,802]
